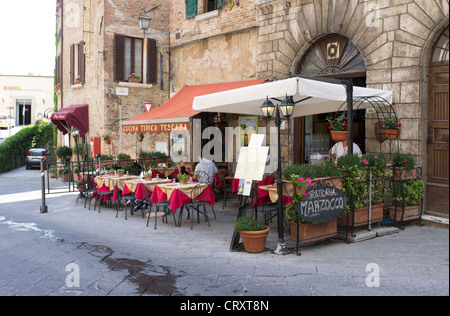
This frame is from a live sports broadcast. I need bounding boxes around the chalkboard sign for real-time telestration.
[295,186,347,224]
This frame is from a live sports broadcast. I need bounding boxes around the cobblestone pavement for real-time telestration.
[0,167,448,298]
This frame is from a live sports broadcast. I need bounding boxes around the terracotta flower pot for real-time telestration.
[117,172,125,177]
[389,205,420,222]
[137,137,144,142]
[145,176,152,181]
[330,130,348,142]
[104,139,111,144]
[384,128,400,139]
[239,226,270,253]
[179,180,188,185]
[128,78,140,83]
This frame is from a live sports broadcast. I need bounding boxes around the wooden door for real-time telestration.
[426,64,449,216]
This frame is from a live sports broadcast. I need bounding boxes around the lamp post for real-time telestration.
[72,127,81,180]
[260,95,295,255]
[139,12,151,38]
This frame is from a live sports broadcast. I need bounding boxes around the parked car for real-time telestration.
[26,148,47,169]
[0,114,15,129]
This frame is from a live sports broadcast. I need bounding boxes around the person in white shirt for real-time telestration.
[329,139,362,164]
[193,156,218,184]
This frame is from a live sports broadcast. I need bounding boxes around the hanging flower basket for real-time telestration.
[384,128,400,140]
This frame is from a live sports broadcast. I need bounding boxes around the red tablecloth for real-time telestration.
[151,184,215,212]
[152,169,165,178]
[122,182,152,200]
[94,184,120,203]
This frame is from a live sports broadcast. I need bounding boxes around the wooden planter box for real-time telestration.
[393,167,417,181]
[289,218,338,243]
[339,203,385,227]
[389,205,420,222]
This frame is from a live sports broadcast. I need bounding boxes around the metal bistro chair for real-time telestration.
[194,170,217,219]
[252,181,279,226]
[179,183,211,230]
[93,184,114,213]
[114,182,139,220]
[146,195,176,230]
[83,174,96,210]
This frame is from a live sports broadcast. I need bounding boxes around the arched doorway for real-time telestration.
[292,34,366,163]
[426,27,449,217]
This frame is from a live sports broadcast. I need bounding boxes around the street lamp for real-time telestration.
[139,13,151,36]
[72,127,81,180]
[260,95,295,255]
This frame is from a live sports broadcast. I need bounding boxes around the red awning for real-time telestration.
[122,79,268,134]
[51,104,89,137]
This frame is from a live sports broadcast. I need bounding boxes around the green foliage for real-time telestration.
[283,160,341,181]
[177,173,189,182]
[392,153,415,169]
[234,216,265,232]
[0,123,55,173]
[326,113,347,131]
[139,150,167,158]
[99,154,114,160]
[56,146,72,162]
[116,152,131,160]
[382,114,400,129]
[391,180,424,206]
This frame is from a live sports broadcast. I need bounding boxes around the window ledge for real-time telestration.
[119,82,154,88]
[71,83,83,89]
[195,10,219,21]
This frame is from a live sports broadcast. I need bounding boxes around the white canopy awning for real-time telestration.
[192,77,394,117]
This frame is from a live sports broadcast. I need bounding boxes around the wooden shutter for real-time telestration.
[147,38,158,84]
[114,34,125,82]
[70,44,75,85]
[79,41,86,84]
[217,0,223,9]
[185,0,197,19]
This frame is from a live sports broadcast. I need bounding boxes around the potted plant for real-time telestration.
[76,180,86,192]
[137,132,144,142]
[103,134,111,144]
[177,173,189,184]
[381,114,401,139]
[58,168,70,182]
[49,167,58,178]
[392,153,416,180]
[282,160,343,195]
[74,75,81,84]
[117,168,125,177]
[144,172,152,181]
[108,168,115,176]
[389,179,424,222]
[326,114,348,142]
[285,193,339,243]
[234,216,270,253]
[56,146,73,163]
[338,153,390,227]
[128,73,141,83]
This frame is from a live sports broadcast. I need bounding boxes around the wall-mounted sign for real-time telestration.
[116,87,129,96]
[144,102,153,112]
[122,122,190,134]
[295,186,347,224]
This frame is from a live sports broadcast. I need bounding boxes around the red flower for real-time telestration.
[343,121,347,126]
[380,124,384,128]
[328,125,332,129]
[333,165,337,170]
[398,123,402,129]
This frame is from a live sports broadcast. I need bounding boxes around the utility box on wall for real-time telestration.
[90,136,101,158]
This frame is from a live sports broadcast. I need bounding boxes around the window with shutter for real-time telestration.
[70,41,86,85]
[147,38,158,84]
[185,0,197,19]
[114,34,143,82]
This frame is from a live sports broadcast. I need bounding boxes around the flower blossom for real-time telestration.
[363,160,368,164]
[306,178,311,185]
[298,177,304,182]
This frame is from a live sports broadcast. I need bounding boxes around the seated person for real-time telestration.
[329,139,363,164]
[177,155,193,175]
[192,155,218,184]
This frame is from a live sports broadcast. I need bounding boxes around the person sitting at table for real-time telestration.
[177,154,193,175]
[192,155,217,184]
[329,138,363,164]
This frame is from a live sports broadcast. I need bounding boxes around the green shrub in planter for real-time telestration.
[116,153,131,160]
[392,153,415,169]
[56,146,72,162]
[234,216,265,232]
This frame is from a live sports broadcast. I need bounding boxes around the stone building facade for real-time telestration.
[56,0,448,214]
[55,0,170,156]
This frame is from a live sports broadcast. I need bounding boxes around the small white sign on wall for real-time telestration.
[116,87,129,96]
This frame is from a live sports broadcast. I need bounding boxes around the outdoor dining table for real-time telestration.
[258,184,293,206]
[122,178,171,200]
[150,182,215,212]
[94,174,139,202]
